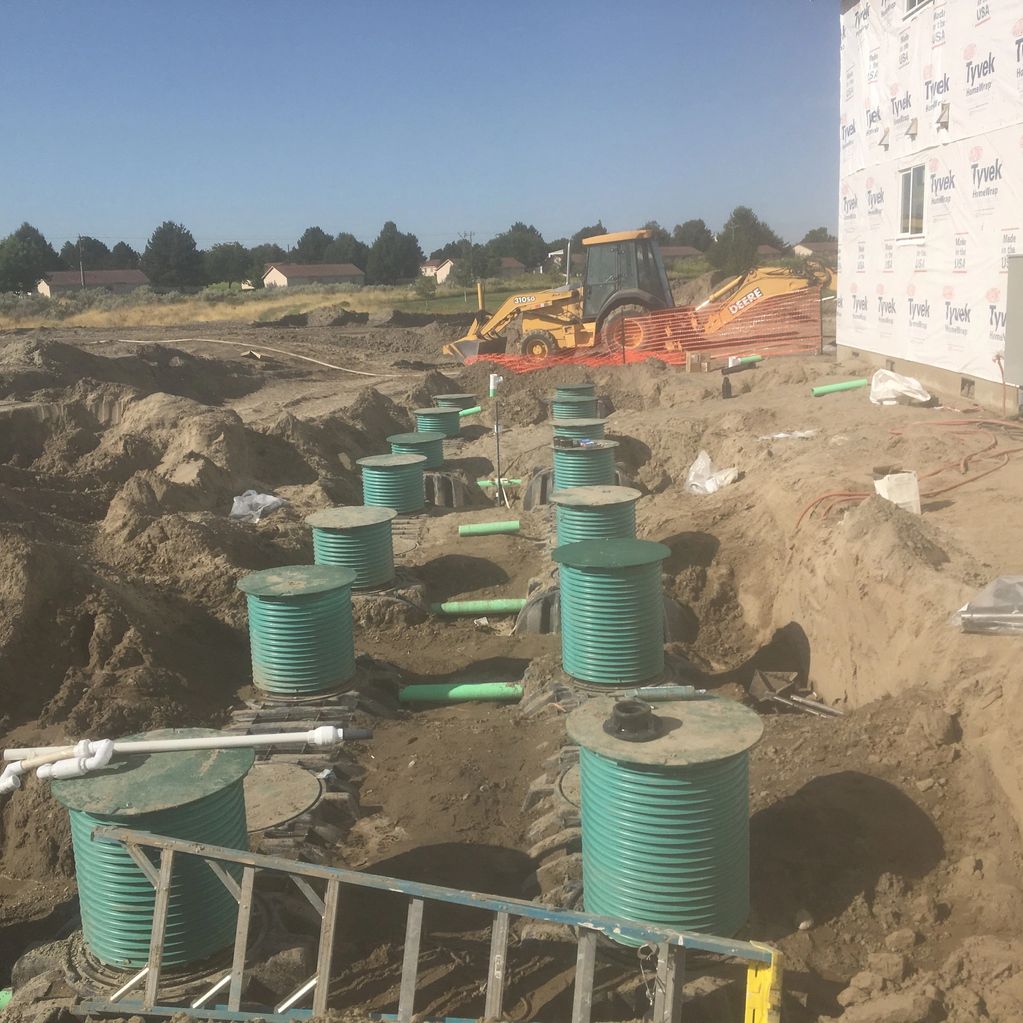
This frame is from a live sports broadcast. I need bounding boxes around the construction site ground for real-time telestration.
[0,315,1021,1023]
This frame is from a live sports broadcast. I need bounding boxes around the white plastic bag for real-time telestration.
[684,450,739,495]
[230,490,286,522]
[951,576,1023,634]
[869,369,931,406]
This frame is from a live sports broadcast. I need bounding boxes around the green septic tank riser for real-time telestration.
[359,455,426,514]
[578,747,750,942]
[308,510,396,591]
[239,566,357,697]
[414,408,461,438]
[552,419,606,441]
[433,393,477,411]
[553,539,668,686]
[68,781,247,967]
[552,447,616,490]
[551,396,598,419]
[554,383,597,400]
[388,431,445,470]
[555,500,636,545]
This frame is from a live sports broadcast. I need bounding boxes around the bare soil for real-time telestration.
[1,319,1021,1022]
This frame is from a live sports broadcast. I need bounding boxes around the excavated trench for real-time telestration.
[1,334,1022,1023]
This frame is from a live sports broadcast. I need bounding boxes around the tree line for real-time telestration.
[0,211,835,294]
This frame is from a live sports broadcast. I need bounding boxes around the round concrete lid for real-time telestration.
[549,440,619,453]
[552,537,669,569]
[305,506,398,530]
[550,485,642,508]
[549,418,608,428]
[52,728,255,816]
[244,763,323,832]
[567,696,764,766]
[357,453,427,469]
[387,431,446,445]
[237,564,357,597]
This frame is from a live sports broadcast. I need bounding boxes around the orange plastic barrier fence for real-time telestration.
[467,287,823,373]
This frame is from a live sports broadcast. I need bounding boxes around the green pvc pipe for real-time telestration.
[811,378,868,397]
[0,990,12,1011]
[458,520,520,536]
[458,405,483,417]
[399,682,524,703]
[735,355,763,365]
[477,478,522,487]
[430,598,527,615]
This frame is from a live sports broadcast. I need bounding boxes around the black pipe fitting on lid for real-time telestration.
[603,699,662,742]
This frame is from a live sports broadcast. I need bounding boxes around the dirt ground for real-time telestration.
[0,316,1022,1023]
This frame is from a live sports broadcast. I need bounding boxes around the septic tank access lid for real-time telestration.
[552,537,670,570]
[549,485,642,508]
[305,506,398,531]
[237,564,357,598]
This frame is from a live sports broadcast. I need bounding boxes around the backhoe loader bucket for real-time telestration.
[444,336,508,363]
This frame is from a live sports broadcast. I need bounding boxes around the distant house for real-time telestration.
[658,245,703,262]
[497,257,526,278]
[756,244,784,259]
[793,240,838,265]
[262,263,365,288]
[420,258,455,284]
[37,269,149,297]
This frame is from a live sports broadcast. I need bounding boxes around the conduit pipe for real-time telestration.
[399,682,523,703]
[477,478,522,488]
[810,378,868,397]
[429,598,527,615]
[458,520,520,536]
[458,405,483,417]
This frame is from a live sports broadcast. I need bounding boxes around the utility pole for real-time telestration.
[78,235,85,288]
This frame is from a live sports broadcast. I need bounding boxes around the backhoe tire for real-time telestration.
[600,302,656,350]
[521,331,555,360]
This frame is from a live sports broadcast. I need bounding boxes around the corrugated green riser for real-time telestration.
[555,502,636,546]
[362,465,425,514]
[555,385,597,400]
[580,747,750,944]
[414,410,461,438]
[553,422,605,440]
[312,521,395,590]
[552,448,616,491]
[434,396,477,410]
[559,561,663,684]
[551,398,598,419]
[246,588,355,695]
[390,438,443,469]
[70,782,247,967]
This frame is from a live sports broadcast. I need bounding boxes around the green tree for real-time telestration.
[246,242,287,287]
[0,223,63,292]
[323,231,369,270]
[203,242,251,284]
[571,221,606,246]
[641,220,672,245]
[366,221,424,284]
[708,207,785,276]
[59,235,111,271]
[800,226,837,243]
[486,222,547,270]
[109,241,141,269]
[430,240,463,262]
[414,273,437,302]
[292,226,332,263]
[141,221,204,288]
[672,219,713,251]
[452,238,498,287]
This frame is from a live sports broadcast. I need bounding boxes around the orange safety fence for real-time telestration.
[467,287,823,373]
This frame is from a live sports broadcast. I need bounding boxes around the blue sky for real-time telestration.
[0,1,838,254]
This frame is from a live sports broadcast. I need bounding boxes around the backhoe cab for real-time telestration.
[443,229,674,362]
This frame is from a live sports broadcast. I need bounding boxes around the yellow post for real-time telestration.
[744,944,783,1023]
[477,280,486,311]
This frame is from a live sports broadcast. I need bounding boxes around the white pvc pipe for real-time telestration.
[5,726,361,761]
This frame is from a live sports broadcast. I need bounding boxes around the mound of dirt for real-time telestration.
[383,310,475,328]
[307,306,369,328]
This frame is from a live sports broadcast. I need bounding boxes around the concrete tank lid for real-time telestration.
[549,440,619,453]
[412,407,461,416]
[357,453,428,468]
[548,417,608,428]
[237,564,357,597]
[567,696,763,766]
[552,537,669,569]
[387,431,446,445]
[549,485,642,508]
[52,728,255,816]
[305,506,398,530]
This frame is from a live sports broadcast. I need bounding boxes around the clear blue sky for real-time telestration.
[0,0,838,255]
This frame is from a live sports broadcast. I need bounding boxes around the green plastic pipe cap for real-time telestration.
[552,537,670,570]
[550,485,642,508]
[305,506,398,530]
[237,564,357,597]
[433,393,477,407]
[357,453,428,469]
[51,728,255,815]
[386,430,446,446]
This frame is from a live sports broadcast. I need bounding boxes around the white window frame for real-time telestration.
[904,0,933,18]
[898,164,926,240]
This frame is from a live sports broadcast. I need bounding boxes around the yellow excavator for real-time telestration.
[442,229,835,362]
